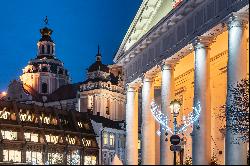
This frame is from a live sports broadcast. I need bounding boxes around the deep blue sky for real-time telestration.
[0,0,141,92]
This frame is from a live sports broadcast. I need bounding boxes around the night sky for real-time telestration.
[0,0,141,92]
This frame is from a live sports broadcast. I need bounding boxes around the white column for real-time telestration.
[126,85,139,165]
[225,14,248,165]
[160,63,174,165]
[192,36,213,165]
[142,75,155,165]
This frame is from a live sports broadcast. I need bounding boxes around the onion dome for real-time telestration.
[88,45,109,73]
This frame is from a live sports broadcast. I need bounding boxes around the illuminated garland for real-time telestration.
[150,100,201,135]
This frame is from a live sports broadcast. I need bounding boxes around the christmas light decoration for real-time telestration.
[150,100,201,135]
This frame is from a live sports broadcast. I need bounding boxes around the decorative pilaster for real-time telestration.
[160,63,175,165]
[192,36,214,165]
[225,13,248,165]
[125,84,139,165]
[141,74,156,165]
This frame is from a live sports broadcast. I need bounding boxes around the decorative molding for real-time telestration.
[120,0,249,84]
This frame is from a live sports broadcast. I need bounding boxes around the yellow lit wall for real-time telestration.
[170,28,249,164]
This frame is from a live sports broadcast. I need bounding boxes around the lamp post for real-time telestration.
[170,99,181,165]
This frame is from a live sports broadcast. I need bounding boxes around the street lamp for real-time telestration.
[170,99,181,165]
[170,99,181,134]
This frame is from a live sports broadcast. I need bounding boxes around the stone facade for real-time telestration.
[114,0,249,165]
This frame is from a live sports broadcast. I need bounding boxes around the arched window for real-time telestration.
[47,45,50,54]
[42,83,48,93]
[51,46,54,54]
[41,45,45,54]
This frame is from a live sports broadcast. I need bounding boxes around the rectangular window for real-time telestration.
[3,150,21,163]
[45,134,59,144]
[26,151,43,165]
[48,153,63,165]
[110,134,115,146]
[84,156,97,165]
[103,132,108,145]
[24,132,39,142]
[1,130,17,140]
[138,140,141,150]
[67,150,81,165]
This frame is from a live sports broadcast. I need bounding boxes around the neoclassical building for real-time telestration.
[114,0,249,165]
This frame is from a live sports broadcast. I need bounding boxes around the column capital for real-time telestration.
[126,82,141,92]
[142,72,155,83]
[227,12,249,30]
[192,36,215,50]
[161,61,175,71]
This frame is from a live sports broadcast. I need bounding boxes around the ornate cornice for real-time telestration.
[192,36,215,50]
[227,12,249,30]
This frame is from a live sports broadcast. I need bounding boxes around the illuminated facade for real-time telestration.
[20,24,70,96]
[90,115,126,165]
[78,47,125,121]
[1,19,127,165]
[0,101,98,165]
[114,0,249,165]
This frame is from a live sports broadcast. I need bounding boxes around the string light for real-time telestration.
[150,100,201,135]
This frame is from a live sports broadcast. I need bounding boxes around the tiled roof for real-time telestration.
[47,83,81,102]
[88,61,109,73]
[89,114,125,130]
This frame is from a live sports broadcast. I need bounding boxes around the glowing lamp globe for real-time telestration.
[170,99,181,117]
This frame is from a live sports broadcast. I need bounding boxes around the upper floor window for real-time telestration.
[42,83,48,94]
[138,140,141,150]
[45,134,59,144]
[103,132,108,145]
[24,132,39,142]
[110,134,115,146]
[1,130,17,140]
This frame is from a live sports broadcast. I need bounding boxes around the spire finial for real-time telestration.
[44,16,49,25]
[98,44,100,55]
[96,44,102,61]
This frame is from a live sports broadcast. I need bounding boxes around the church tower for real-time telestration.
[78,46,125,121]
[20,17,70,95]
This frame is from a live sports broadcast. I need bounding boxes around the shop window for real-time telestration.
[48,153,63,165]
[110,134,115,146]
[3,150,21,163]
[26,151,43,165]
[67,150,81,165]
[84,156,97,165]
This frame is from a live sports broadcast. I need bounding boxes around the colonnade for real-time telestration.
[125,15,248,165]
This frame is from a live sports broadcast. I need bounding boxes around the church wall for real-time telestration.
[79,89,125,121]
